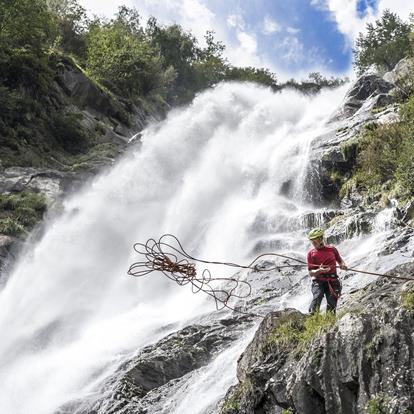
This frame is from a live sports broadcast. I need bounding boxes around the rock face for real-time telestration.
[305,70,401,205]
[219,262,414,414]
[57,315,256,414]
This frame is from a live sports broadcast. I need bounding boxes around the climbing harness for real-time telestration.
[128,234,414,315]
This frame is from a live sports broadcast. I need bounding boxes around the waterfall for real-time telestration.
[0,82,351,413]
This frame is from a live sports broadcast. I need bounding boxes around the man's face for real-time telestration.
[311,236,324,249]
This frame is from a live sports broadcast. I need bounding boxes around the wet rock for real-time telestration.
[0,167,86,208]
[336,74,394,120]
[60,315,255,414]
[325,211,375,244]
[401,200,414,223]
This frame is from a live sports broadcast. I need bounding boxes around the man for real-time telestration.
[307,228,347,314]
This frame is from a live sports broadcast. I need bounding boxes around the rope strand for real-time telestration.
[128,234,414,314]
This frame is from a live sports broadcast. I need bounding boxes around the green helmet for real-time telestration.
[308,227,324,240]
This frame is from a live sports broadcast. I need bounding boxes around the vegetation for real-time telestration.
[353,10,412,75]
[401,288,414,311]
[340,94,414,200]
[221,379,253,414]
[268,312,336,355]
[0,191,48,236]
[365,394,391,414]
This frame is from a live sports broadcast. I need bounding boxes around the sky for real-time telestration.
[79,0,413,80]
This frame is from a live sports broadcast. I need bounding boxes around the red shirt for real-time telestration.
[307,245,343,275]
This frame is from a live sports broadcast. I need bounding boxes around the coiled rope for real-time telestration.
[128,234,414,314]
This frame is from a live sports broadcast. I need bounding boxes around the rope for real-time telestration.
[127,234,304,315]
[128,234,414,314]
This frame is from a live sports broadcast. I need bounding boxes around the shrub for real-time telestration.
[345,95,414,199]
[0,217,26,236]
[49,111,90,154]
[0,191,47,236]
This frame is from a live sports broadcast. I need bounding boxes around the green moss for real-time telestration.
[268,312,336,355]
[401,289,414,311]
[365,394,391,414]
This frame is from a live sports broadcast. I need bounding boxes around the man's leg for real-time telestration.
[326,280,341,313]
[309,281,324,314]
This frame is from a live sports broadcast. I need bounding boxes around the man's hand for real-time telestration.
[339,262,348,271]
[318,265,331,274]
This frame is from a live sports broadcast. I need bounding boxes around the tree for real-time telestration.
[146,17,199,102]
[0,0,57,53]
[86,18,170,98]
[224,66,278,90]
[48,0,89,58]
[353,10,411,75]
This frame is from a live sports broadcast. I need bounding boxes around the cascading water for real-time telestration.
[1,81,399,414]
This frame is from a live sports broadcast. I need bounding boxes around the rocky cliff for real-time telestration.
[219,262,414,414]
[0,54,163,275]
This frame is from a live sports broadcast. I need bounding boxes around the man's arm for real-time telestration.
[333,247,348,270]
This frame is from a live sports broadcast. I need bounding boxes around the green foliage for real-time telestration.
[353,10,411,75]
[268,312,336,355]
[48,0,89,59]
[0,48,54,93]
[0,191,47,236]
[348,95,414,198]
[224,66,278,90]
[0,217,26,237]
[401,289,414,311]
[49,111,90,154]
[0,0,58,53]
[365,394,391,414]
[279,72,347,94]
[86,14,168,99]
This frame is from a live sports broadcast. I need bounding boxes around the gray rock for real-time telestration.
[219,262,414,414]
[335,74,394,120]
[58,315,256,414]
[383,57,414,85]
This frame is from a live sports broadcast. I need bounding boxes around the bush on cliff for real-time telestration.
[0,191,47,236]
[350,95,414,199]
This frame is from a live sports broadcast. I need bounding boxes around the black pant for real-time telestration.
[309,278,341,314]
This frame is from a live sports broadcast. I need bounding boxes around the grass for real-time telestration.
[268,312,337,355]
[0,191,48,237]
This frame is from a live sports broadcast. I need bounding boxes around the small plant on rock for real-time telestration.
[401,289,414,311]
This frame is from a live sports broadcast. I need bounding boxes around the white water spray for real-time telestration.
[0,82,350,413]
